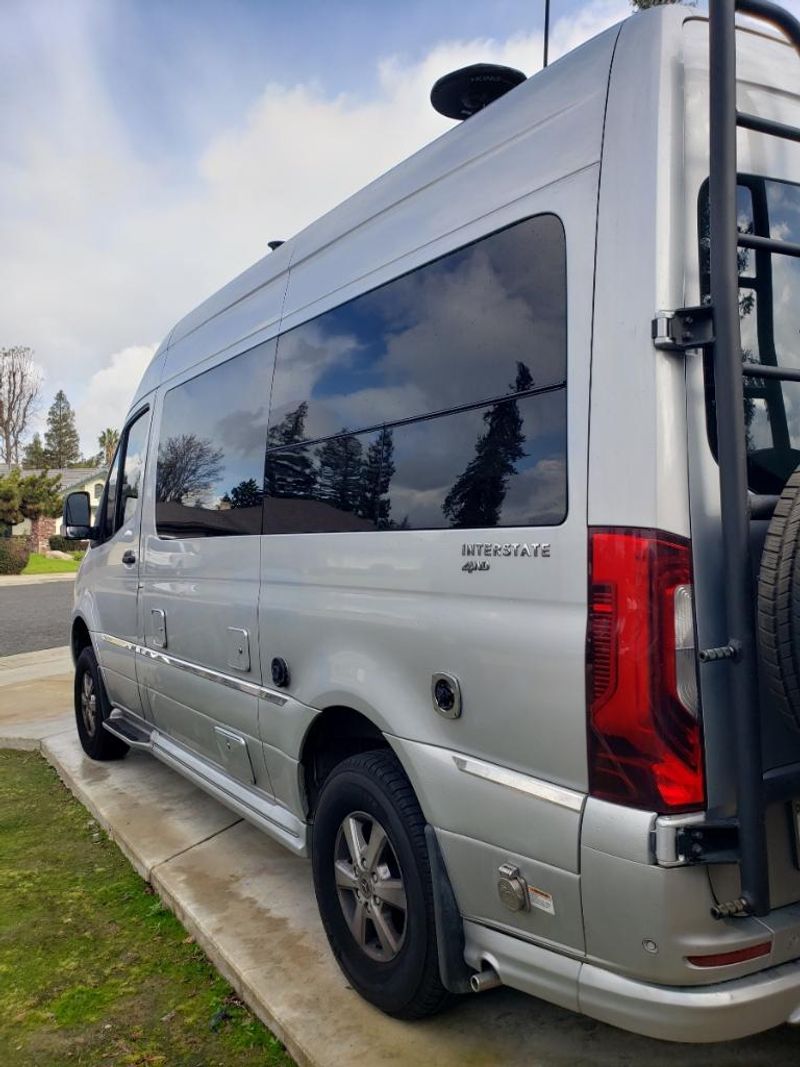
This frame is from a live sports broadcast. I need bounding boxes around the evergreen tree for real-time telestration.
[22,432,48,469]
[43,390,81,468]
[225,478,263,509]
[442,363,532,528]
[315,431,364,513]
[266,402,316,498]
[359,427,395,525]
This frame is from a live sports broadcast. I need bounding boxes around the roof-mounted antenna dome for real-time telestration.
[430,63,526,121]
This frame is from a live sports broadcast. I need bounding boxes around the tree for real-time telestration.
[19,470,62,519]
[315,431,364,513]
[43,390,81,468]
[442,363,532,528]
[0,468,61,527]
[22,432,48,469]
[156,434,224,505]
[0,347,41,465]
[98,428,120,467]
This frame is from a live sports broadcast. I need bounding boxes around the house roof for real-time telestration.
[0,465,107,492]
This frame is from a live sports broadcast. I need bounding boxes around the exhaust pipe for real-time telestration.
[470,967,502,993]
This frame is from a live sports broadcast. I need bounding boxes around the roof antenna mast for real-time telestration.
[543,0,551,68]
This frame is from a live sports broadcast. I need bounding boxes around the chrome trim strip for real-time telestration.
[453,754,585,813]
[97,632,288,706]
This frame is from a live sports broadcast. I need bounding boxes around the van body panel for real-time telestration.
[389,737,583,874]
[589,6,690,537]
[437,829,585,953]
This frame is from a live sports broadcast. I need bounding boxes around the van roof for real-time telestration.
[132,7,689,407]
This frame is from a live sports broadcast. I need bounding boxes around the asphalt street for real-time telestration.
[0,580,74,656]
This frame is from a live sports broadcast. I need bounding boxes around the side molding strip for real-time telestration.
[453,754,584,813]
[99,633,288,706]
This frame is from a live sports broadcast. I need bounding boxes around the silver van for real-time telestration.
[61,1,800,1042]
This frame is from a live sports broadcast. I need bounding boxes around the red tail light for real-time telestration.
[587,528,705,813]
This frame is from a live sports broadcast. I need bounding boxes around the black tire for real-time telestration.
[74,647,129,760]
[311,749,451,1019]
[758,466,800,732]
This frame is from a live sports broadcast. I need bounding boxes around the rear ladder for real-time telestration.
[707,0,800,917]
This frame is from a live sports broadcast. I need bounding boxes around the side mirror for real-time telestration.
[62,491,94,540]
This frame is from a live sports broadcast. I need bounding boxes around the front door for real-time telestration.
[84,407,150,717]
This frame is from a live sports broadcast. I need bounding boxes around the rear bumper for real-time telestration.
[464,920,800,1042]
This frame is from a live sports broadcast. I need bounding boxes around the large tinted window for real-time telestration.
[700,176,800,494]
[155,344,272,537]
[265,214,567,532]
[269,214,567,442]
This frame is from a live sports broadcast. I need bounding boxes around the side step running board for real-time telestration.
[104,709,154,750]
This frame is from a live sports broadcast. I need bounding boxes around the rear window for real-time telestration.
[699,175,800,494]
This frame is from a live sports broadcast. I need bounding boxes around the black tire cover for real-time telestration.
[758,467,800,732]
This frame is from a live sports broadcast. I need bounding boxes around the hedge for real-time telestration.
[0,537,31,575]
[49,535,89,553]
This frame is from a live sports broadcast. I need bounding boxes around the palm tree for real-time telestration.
[98,428,120,467]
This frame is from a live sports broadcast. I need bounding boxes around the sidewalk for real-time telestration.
[0,649,796,1065]
[0,573,76,587]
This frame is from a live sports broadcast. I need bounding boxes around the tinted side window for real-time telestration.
[269,214,567,442]
[264,427,383,534]
[264,212,568,535]
[378,391,566,529]
[155,344,272,538]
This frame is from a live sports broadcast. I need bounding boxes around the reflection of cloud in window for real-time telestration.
[381,245,564,412]
[501,457,566,525]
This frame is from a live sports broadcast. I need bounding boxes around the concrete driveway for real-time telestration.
[1,646,799,1065]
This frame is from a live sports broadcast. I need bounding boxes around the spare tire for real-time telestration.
[758,467,800,732]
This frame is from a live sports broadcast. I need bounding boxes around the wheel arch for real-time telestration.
[300,704,425,817]
[70,614,93,665]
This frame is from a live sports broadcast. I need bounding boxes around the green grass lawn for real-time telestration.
[22,552,83,574]
[0,750,294,1067]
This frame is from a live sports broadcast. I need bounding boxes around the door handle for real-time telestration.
[122,549,137,566]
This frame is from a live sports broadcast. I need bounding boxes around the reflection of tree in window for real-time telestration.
[267,403,316,498]
[156,434,224,506]
[221,478,263,510]
[362,427,395,525]
[315,432,364,514]
[442,362,533,528]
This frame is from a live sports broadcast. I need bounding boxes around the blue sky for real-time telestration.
[3,0,796,454]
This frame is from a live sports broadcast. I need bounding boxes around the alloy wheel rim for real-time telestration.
[333,811,407,962]
[81,671,97,737]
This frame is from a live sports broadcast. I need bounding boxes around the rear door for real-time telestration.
[683,19,800,908]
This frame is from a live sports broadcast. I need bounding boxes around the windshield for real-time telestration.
[699,175,800,495]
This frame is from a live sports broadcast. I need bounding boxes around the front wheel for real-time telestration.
[311,749,451,1019]
[74,647,128,760]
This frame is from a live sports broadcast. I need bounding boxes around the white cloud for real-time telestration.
[75,344,157,452]
[1,0,628,452]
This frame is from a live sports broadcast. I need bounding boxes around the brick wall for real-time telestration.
[27,516,58,554]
